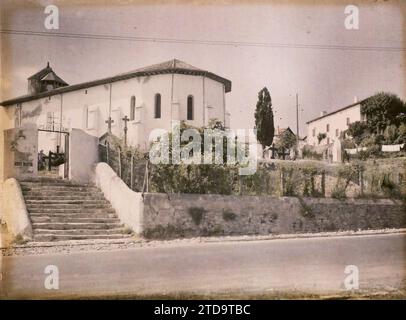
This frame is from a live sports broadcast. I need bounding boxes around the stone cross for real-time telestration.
[105,117,114,133]
[122,115,130,146]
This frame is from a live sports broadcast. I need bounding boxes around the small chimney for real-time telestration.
[354,96,358,103]
[320,111,327,117]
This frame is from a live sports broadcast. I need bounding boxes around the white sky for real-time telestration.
[1,0,405,136]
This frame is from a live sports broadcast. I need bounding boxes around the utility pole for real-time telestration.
[296,93,300,158]
[296,93,299,140]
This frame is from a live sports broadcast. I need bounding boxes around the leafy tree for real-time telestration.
[317,133,326,144]
[346,121,370,145]
[395,123,406,144]
[383,124,398,144]
[361,92,406,134]
[254,87,275,151]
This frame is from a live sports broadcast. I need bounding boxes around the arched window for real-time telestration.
[130,96,136,120]
[187,95,194,120]
[154,93,161,119]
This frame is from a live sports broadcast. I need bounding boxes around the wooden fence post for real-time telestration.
[239,175,243,195]
[310,173,315,195]
[142,160,149,193]
[118,147,122,178]
[146,161,149,193]
[106,143,110,165]
[358,166,364,196]
[130,153,134,190]
[280,168,285,196]
[321,170,326,197]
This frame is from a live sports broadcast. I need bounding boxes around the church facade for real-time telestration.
[0,59,232,154]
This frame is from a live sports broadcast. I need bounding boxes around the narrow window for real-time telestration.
[154,93,161,119]
[346,117,350,125]
[336,128,339,137]
[130,96,136,121]
[312,128,315,137]
[187,95,194,120]
[327,138,330,144]
[326,124,329,132]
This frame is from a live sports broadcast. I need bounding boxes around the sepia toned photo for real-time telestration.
[0,0,405,303]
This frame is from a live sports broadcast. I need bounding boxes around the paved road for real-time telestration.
[1,233,405,298]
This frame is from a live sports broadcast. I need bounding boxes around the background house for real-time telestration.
[306,98,366,147]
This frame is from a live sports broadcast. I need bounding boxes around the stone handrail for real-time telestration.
[2,178,33,240]
[92,162,144,234]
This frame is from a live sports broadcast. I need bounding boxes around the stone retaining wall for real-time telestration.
[141,194,406,239]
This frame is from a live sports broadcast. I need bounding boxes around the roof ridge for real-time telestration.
[1,59,232,106]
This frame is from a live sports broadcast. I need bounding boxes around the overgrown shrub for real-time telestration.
[222,209,237,221]
[188,207,205,225]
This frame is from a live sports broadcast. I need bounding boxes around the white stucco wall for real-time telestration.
[69,129,99,184]
[92,162,144,234]
[307,104,362,146]
[7,73,228,153]
[2,178,32,240]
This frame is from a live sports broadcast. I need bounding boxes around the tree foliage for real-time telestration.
[254,87,275,149]
[317,133,326,144]
[361,92,406,134]
[346,121,370,145]
[346,92,406,149]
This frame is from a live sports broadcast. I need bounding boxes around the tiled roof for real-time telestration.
[28,62,68,85]
[1,59,231,106]
[121,59,202,74]
[306,99,368,124]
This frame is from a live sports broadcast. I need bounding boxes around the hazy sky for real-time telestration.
[1,0,405,136]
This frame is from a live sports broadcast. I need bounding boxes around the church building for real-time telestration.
[0,59,232,155]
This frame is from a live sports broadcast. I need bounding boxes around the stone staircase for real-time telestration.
[19,177,132,242]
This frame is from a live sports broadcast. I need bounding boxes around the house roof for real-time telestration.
[275,127,295,136]
[0,59,232,106]
[28,62,68,85]
[306,98,368,124]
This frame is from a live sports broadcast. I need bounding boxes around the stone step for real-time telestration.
[24,195,106,201]
[26,199,109,205]
[34,228,129,235]
[19,177,64,183]
[33,234,132,242]
[21,184,99,192]
[28,208,116,214]
[22,190,103,197]
[27,203,111,210]
[20,182,93,188]
[31,216,121,223]
[32,222,123,230]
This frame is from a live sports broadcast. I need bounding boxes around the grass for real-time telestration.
[10,289,405,300]
[12,234,29,246]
